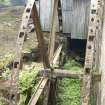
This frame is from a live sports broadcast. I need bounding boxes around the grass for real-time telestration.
[18,69,39,105]
[0,64,39,105]
[0,52,40,105]
[57,59,82,105]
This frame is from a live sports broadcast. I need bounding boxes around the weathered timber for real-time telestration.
[31,3,51,105]
[40,69,101,81]
[98,0,105,105]
[31,3,50,68]
[28,78,48,105]
[44,44,63,105]
[48,1,60,105]
[81,0,102,104]
[91,0,104,104]
[0,70,101,92]
[9,1,36,105]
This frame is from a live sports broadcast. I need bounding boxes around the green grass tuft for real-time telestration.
[57,59,82,105]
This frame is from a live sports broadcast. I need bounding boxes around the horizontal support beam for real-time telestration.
[0,69,100,91]
[40,69,101,81]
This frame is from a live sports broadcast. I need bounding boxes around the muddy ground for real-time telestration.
[0,6,39,56]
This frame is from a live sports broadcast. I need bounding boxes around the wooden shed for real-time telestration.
[35,0,90,39]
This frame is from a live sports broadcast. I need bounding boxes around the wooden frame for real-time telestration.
[7,0,104,105]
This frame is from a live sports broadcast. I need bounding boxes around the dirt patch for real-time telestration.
[0,6,38,56]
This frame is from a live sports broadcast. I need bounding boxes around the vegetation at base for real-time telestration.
[57,59,82,105]
[19,70,39,94]
[18,70,39,105]
[64,59,82,72]
[0,53,40,105]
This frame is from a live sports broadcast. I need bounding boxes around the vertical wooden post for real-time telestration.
[48,0,59,105]
[81,0,99,105]
[48,0,59,64]
[99,1,105,105]
[93,0,104,105]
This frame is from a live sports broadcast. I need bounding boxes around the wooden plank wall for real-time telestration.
[39,0,90,39]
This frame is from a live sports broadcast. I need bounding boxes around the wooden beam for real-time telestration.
[31,3,50,68]
[9,1,36,105]
[98,0,105,104]
[47,1,59,105]
[48,0,59,63]
[81,0,101,104]
[40,69,101,81]
[28,78,48,105]
[0,70,101,92]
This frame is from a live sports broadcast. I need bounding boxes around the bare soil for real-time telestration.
[0,6,38,56]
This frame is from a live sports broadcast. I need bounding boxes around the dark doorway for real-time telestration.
[67,37,87,63]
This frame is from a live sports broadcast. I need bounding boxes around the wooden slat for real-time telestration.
[28,78,48,105]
